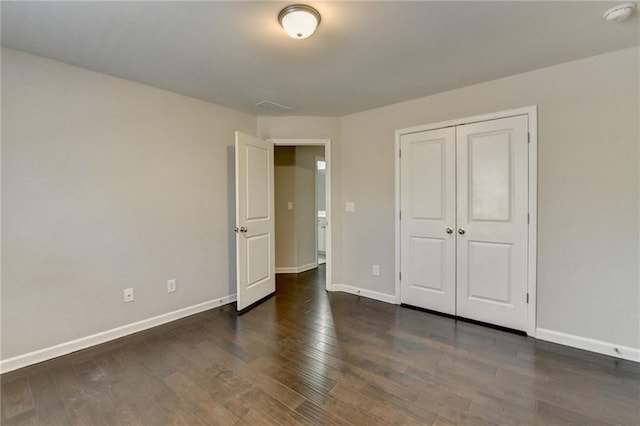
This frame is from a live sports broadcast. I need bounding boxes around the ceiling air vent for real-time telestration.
[255,100,291,114]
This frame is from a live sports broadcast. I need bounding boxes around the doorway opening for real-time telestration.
[272,139,331,292]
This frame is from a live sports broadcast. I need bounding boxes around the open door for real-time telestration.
[235,132,275,312]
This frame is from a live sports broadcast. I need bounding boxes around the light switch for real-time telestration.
[287,202,294,210]
[346,202,355,212]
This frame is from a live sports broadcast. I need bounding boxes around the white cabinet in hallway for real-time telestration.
[317,212,327,254]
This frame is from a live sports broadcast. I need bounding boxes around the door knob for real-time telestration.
[446,227,453,234]
[234,227,239,233]
[458,228,466,235]
[240,227,247,233]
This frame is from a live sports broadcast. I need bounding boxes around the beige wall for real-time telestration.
[1,48,256,359]
[339,47,640,348]
[274,147,297,268]
[295,146,325,267]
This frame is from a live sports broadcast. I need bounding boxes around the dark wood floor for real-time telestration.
[2,266,639,425]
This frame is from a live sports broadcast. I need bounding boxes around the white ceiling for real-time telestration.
[2,1,638,116]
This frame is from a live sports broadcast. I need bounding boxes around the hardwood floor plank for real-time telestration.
[241,366,306,410]
[47,362,108,426]
[534,400,614,426]
[239,387,313,425]
[1,377,36,420]
[313,394,389,426]
[106,348,176,424]
[294,399,351,426]
[2,410,40,426]
[328,382,424,425]
[24,369,65,416]
[232,406,281,426]
[163,371,240,425]
[72,358,140,426]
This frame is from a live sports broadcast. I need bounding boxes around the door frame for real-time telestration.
[394,106,538,336]
[269,139,332,292]
[315,155,327,263]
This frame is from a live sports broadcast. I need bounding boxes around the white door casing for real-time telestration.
[455,115,529,330]
[400,127,457,315]
[235,132,275,312]
[316,156,327,255]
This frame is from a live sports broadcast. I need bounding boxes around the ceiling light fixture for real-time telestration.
[603,3,636,22]
[278,4,321,39]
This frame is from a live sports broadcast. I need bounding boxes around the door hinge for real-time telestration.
[527,132,530,144]
[399,149,402,158]
[527,213,530,223]
[526,293,530,304]
[399,211,402,220]
[399,272,402,281]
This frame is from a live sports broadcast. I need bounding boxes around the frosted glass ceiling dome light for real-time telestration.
[603,3,636,22]
[278,4,321,39]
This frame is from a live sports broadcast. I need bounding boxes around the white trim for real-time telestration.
[397,106,538,136]
[395,106,538,335]
[275,262,318,274]
[536,328,640,363]
[394,131,402,305]
[269,139,332,292]
[331,284,397,305]
[526,107,538,337]
[0,295,237,374]
[315,155,326,266]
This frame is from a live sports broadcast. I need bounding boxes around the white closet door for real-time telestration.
[455,116,529,330]
[400,128,457,314]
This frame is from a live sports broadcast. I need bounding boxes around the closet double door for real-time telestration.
[400,115,529,331]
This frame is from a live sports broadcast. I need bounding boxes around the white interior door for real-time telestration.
[456,116,529,330]
[400,128,457,314]
[235,132,275,312]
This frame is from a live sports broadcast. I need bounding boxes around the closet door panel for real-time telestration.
[469,132,511,221]
[456,115,529,331]
[400,128,456,314]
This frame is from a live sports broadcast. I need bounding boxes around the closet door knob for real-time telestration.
[458,228,466,235]
[446,227,453,234]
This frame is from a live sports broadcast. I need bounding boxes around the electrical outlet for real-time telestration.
[123,288,134,303]
[167,279,177,293]
[346,202,355,212]
[287,201,294,210]
[372,264,380,276]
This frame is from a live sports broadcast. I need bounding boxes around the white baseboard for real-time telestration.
[0,294,237,374]
[275,262,318,274]
[330,284,398,305]
[536,328,640,363]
